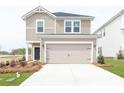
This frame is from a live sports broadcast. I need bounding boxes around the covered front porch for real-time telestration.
[25,41,44,62]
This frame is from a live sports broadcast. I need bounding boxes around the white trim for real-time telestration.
[64,20,81,33]
[56,17,94,20]
[22,6,56,20]
[31,44,33,61]
[33,45,41,61]
[36,19,45,33]
[44,41,94,63]
[40,41,42,61]
[91,43,94,63]
[64,20,72,33]
[26,41,40,43]
[54,19,56,34]
[25,43,29,61]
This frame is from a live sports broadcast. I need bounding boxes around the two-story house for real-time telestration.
[94,10,124,58]
[22,6,96,64]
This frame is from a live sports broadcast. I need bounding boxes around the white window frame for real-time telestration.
[64,20,72,33]
[36,19,45,33]
[64,20,81,33]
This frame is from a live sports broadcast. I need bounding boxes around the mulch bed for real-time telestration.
[94,63,113,67]
[0,62,45,73]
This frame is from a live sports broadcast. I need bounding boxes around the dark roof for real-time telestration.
[52,12,92,17]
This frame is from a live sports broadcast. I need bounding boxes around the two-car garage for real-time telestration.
[45,42,93,64]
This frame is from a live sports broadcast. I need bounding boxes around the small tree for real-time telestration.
[117,50,124,59]
[97,54,105,64]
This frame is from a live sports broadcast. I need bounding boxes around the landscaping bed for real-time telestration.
[0,62,43,73]
[0,56,45,73]
[94,63,113,67]
[0,56,45,86]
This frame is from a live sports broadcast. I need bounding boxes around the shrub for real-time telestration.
[10,60,16,67]
[21,56,26,61]
[6,61,10,66]
[97,54,105,64]
[31,62,38,66]
[117,50,124,59]
[0,61,42,73]
[20,61,27,67]
[0,62,5,68]
[19,59,22,62]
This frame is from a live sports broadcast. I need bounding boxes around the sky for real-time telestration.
[0,0,124,52]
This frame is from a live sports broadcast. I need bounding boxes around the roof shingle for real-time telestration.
[52,12,92,17]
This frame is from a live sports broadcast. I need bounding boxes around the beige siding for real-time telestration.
[26,13,91,41]
[81,20,91,34]
[26,13,55,41]
[56,20,91,34]
[56,20,64,34]
[26,29,40,41]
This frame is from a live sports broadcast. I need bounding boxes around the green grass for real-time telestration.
[103,59,124,78]
[0,73,32,86]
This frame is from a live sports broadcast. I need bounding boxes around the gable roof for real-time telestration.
[22,6,56,20]
[22,6,94,20]
[52,12,92,17]
[94,9,124,34]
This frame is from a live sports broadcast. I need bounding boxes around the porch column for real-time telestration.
[25,43,29,61]
[31,44,33,61]
[40,39,44,62]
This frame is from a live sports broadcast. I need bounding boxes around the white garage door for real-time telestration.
[46,44,92,64]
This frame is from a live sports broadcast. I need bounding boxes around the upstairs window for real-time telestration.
[36,20,44,33]
[64,20,80,33]
[65,21,72,32]
[73,21,80,32]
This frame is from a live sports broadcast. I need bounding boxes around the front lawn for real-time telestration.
[102,59,124,78]
[0,73,32,86]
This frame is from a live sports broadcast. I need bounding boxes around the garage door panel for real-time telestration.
[46,44,91,64]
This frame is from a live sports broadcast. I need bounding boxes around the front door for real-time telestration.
[34,47,40,60]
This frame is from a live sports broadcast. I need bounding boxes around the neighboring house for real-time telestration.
[22,6,96,64]
[94,10,124,58]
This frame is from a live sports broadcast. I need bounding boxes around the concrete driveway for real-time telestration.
[21,64,124,86]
